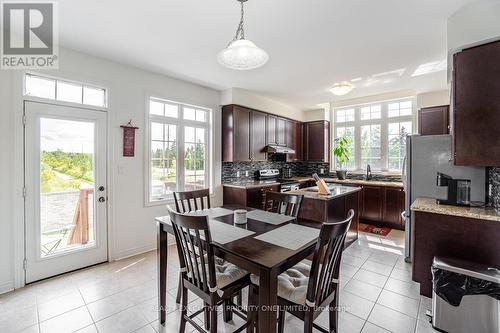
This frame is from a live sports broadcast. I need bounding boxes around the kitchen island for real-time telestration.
[290,184,362,247]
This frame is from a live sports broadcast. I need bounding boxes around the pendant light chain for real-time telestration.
[230,0,246,45]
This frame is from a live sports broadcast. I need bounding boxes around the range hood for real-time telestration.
[265,145,296,154]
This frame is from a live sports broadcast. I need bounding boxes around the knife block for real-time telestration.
[316,179,331,195]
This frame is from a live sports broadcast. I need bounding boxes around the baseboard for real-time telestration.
[0,280,14,295]
[112,244,157,261]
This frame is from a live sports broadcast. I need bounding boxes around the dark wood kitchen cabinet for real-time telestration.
[266,115,286,146]
[285,120,303,161]
[223,185,280,209]
[453,40,500,166]
[418,105,449,135]
[361,186,383,222]
[304,121,330,162]
[358,185,405,230]
[251,111,267,161]
[222,105,266,162]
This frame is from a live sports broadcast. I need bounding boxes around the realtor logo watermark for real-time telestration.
[1,1,58,69]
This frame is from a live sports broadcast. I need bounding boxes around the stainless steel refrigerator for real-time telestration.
[402,134,486,261]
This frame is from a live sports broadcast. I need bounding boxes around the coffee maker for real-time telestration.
[436,172,471,206]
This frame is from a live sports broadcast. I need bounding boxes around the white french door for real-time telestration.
[24,101,108,283]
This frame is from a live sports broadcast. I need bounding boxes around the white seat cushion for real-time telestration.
[187,256,248,290]
[250,261,312,305]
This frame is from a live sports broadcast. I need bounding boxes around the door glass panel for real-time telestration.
[40,118,96,257]
[184,126,206,191]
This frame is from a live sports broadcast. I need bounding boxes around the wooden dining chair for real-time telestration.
[167,207,251,333]
[173,189,211,213]
[263,191,304,218]
[248,209,355,333]
[172,189,211,304]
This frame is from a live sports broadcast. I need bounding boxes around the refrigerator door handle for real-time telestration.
[402,154,407,192]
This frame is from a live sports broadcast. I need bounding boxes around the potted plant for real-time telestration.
[333,136,351,180]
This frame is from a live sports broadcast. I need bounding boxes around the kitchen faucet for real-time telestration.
[366,164,372,180]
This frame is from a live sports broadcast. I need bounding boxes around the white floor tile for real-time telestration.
[96,307,149,333]
[341,263,360,278]
[415,318,439,333]
[0,304,38,332]
[353,269,388,288]
[384,278,420,300]
[133,324,156,333]
[368,304,416,333]
[340,290,375,320]
[342,255,367,268]
[361,322,392,333]
[75,324,99,333]
[376,290,419,318]
[40,306,93,333]
[361,260,394,276]
[344,279,382,302]
[368,252,399,267]
[389,267,413,282]
[37,290,85,321]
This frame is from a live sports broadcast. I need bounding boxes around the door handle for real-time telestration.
[98,197,106,203]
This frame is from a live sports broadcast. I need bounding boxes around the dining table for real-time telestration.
[155,205,326,333]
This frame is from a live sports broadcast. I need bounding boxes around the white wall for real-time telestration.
[221,87,305,121]
[416,90,450,109]
[447,0,500,80]
[303,109,328,122]
[0,48,221,293]
[0,71,14,293]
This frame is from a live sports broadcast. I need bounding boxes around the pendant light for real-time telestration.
[330,82,354,96]
[218,0,269,70]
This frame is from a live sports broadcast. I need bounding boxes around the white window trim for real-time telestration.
[331,97,416,173]
[145,96,213,206]
[23,72,108,110]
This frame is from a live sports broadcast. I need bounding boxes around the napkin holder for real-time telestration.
[312,173,331,196]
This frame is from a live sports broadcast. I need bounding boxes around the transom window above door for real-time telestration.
[147,97,212,204]
[333,98,414,172]
[24,73,107,108]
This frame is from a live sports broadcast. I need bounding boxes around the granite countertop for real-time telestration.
[290,184,362,201]
[222,180,280,189]
[411,197,500,222]
[222,176,403,189]
[323,178,404,188]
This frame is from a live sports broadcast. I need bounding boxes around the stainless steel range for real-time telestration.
[257,169,300,192]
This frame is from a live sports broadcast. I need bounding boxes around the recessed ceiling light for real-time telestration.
[329,82,354,96]
[411,60,447,77]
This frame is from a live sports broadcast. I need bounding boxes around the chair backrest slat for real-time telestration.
[264,191,304,218]
[305,209,354,307]
[173,189,211,213]
[168,207,217,293]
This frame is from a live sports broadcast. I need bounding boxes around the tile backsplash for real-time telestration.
[488,167,500,210]
[222,160,402,183]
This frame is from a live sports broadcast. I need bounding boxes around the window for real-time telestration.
[333,98,414,172]
[148,97,211,203]
[24,73,107,108]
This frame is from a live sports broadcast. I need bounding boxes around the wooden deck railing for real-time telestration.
[68,188,93,245]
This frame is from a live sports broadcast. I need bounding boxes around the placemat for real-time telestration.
[187,207,234,219]
[254,224,320,250]
[208,219,255,244]
[246,210,295,225]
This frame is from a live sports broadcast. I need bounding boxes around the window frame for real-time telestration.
[145,96,212,206]
[23,73,108,109]
[332,97,415,173]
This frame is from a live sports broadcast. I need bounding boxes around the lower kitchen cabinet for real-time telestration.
[223,185,280,209]
[360,185,405,230]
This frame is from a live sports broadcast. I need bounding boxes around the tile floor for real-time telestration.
[0,230,439,333]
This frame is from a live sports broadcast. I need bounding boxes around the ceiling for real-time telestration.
[56,0,477,110]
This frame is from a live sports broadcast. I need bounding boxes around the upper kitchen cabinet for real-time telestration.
[285,120,303,161]
[304,120,330,162]
[222,105,266,162]
[266,115,286,146]
[418,105,449,135]
[453,40,500,166]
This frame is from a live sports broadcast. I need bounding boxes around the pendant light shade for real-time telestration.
[218,39,269,70]
[218,0,268,70]
[330,82,354,96]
